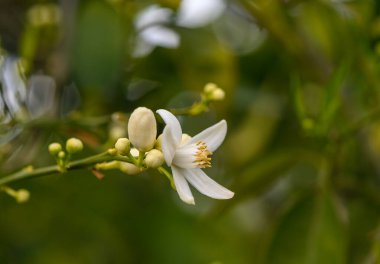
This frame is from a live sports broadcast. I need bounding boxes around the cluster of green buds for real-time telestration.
[48,138,83,171]
[95,107,165,176]
[186,83,226,116]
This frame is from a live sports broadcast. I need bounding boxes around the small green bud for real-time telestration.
[108,148,118,156]
[115,138,130,155]
[204,83,218,94]
[66,138,83,154]
[58,151,66,159]
[48,142,62,155]
[210,88,225,101]
[119,162,141,175]
[145,149,164,169]
[15,189,30,203]
[95,161,120,171]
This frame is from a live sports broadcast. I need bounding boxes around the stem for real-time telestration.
[0,151,133,186]
[158,166,176,190]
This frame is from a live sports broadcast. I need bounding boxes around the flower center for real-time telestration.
[193,141,212,168]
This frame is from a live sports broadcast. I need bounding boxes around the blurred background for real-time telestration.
[1,0,380,263]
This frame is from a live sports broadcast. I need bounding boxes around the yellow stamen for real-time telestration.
[193,141,212,168]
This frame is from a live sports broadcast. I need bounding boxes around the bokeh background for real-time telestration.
[1,0,380,263]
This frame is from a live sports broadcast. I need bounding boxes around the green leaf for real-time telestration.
[266,191,347,264]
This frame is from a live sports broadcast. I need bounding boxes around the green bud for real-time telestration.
[204,83,218,94]
[115,138,130,155]
[66,138,83,154]
[145,149,164,169]
[15,189,30,203]
[95,161,120,171]
[58,151,66,159]
[48,142,62,155]
[210,88,225,101]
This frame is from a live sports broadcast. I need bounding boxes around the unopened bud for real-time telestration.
[145,149,164,168]
[119,162,141,175]
[16,189,30,203]
[128,107,157,152]
[115,138,130,155]
[95,161,120,171]
[66,138,83,154]
[58,151,66,159]
[211,88,225,101]
[48,142,62,155]
[204,83,218,94]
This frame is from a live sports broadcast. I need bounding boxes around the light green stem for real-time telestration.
[0,151,133,186]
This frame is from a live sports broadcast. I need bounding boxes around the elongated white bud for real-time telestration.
[145,149,164,168]
[128,107,157,152]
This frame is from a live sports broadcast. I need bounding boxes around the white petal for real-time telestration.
[161,126,177,165]
[184,168,234,200]
[156,109,182,144]
[172,166,195,205]
[188,120,227,152]
[172,144,198,169]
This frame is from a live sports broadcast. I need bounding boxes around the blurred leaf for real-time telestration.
[72,2,124,94]
[265,191,347,264]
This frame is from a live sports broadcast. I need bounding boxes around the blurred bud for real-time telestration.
[109,126,127,141]
[145,149,164,168]
[58,151,66,159]
[204,83,218,94]
[203,83,225,101]
[115,138,130,155]
[181,134,191,145]
[128,107,157,151]
[119,162,141,175]
[210,88,225,101]
[155,134,163,150]
[108,148,118,156]
[15,189,30,203]
[95,161,120,171]
[48,143,62,155]
[66,138,83,154]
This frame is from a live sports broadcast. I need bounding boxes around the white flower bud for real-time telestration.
[95,161,120,170]
[16,189,30,203]
[145,149,164,168]
[48,142,62,155]
[130,148,140,157]
[115,138,130,155]
[66,138,83,154]
[128,107,157,151]
[119,162,141,175]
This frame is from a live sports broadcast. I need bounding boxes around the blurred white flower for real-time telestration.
[134,5,179,57]
[157,109,234,205]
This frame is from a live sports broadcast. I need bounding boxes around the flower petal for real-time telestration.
[184,168,234,199]
[188,120,227,152]
[161,126,177,165]
[157,109,183,165]
[156,109,182,143]
[172,165,195,205]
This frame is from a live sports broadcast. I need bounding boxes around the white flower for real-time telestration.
[157,109,234,205]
